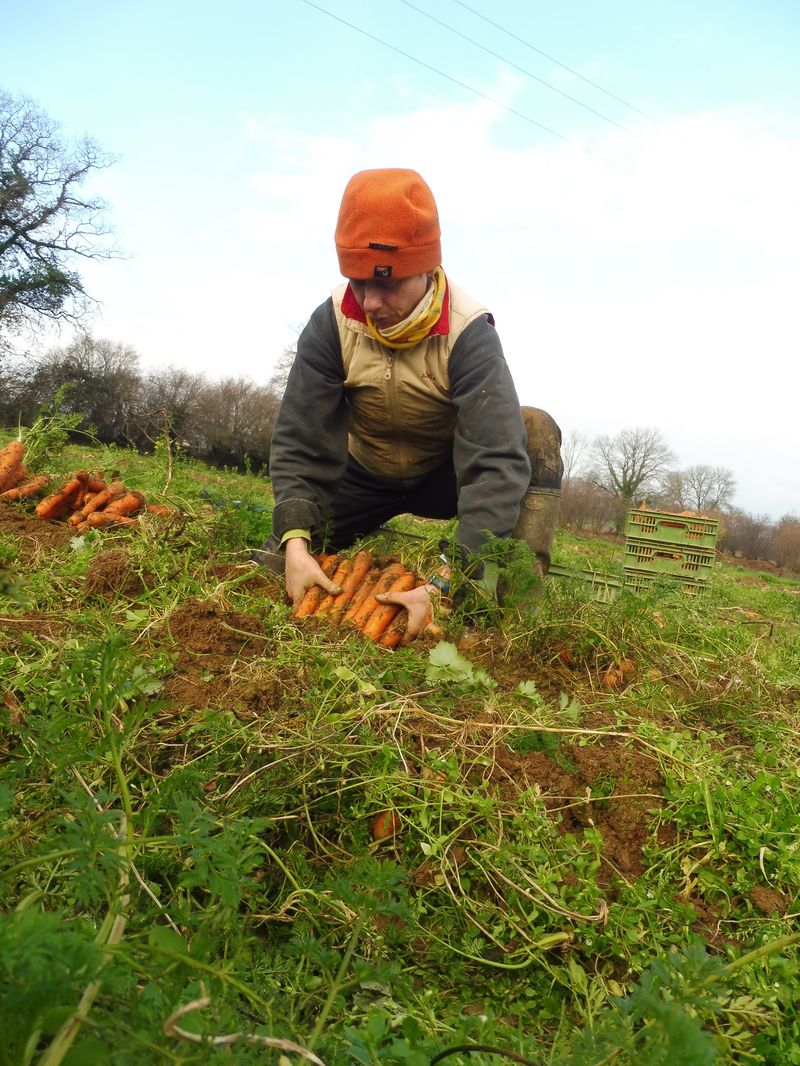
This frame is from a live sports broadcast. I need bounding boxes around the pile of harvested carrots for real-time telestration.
[0,439,171,533]
[294,551,425,648]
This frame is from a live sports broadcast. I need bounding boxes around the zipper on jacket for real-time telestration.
[383,350,411,475]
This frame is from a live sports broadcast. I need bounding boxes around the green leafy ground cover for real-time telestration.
[1,439,799,1065]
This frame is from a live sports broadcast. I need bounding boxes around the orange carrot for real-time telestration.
[315,558,352,616]
[77,481,126,519]
[35,477,85,520]
[341,567,380,625]
[361,571,417,640]
[293,556,341,618]
[0,441,26,492]
[349,563,408,630]
[327,551,374,622]
[85,476,107,493]
[0,464,25,496]
[71,472,93,511]
[0,464,25,494]
[377,613,408,649]
[103,491,145,517]
[146,503,174,517]
[0,474,50,501]
[85,512,139,529]
[378,579,438,648]
[0,463,27,494]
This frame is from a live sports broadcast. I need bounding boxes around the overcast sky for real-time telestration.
[4,0,799,518]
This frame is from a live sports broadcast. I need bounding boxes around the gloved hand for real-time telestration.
[284,538,342,604]
[375,583,438,644]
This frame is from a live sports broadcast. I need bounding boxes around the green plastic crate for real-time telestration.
[626,509,719,549]
[624,537,715,579]
[623,568,709,595]
[548,562,623,602]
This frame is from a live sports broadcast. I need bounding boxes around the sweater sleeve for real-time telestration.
[448,315,531,556]
[268,298,350,539]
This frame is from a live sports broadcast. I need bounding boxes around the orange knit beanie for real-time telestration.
[335,168,441,280]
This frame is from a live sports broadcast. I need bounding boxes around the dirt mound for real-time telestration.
[503,739,663,879]
[0,502,72,555]
[84,548,150,600]
[159,597,290,720]
[0,612,65,652]
[750,885,788,916]
[404,698,664,883]
[165,597,267,655]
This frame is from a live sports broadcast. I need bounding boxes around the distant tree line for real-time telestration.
[2,336,796,569]
[0,334,292,472]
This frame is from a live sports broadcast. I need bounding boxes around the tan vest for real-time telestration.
[332,282,488,479]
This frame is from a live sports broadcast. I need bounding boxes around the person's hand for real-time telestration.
[284,538,342,604]
[375,583,437,644]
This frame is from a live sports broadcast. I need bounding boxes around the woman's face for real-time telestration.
[348,272,431,329]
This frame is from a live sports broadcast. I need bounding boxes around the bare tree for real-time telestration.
[657,469,685,511]
[0,89,114,336]
[560,476,620,533]
[561,429,590,482]
[267,340,298,399]
[719,509,775,561]
[590,427,676,528]
[662,464,736,513]
[21,335,140,443]
[135,365,207,448]
[194,377,280,470]
[773,515,800,573]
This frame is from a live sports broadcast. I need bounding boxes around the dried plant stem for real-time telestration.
[163,984,327,1064]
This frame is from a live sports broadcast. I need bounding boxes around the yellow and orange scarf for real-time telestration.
[364,267,446,349]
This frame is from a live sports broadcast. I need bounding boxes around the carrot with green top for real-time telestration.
[76,481,126,520]
[0,440,26,493]
[377,613,408,649]
[85,512,139,530]
[0,465,27,495]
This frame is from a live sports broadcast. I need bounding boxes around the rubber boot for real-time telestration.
[512,487,561,576]
[513,407,564,578]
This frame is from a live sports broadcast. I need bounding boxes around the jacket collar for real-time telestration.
[340,279,450,336]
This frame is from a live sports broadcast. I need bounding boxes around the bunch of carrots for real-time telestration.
[293,551,429,648]
[0,440,34,497]
[0,439,171,533]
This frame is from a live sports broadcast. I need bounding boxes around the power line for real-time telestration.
[297,0,632,173]
[400,0,646,141]
[451,0,666,128]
